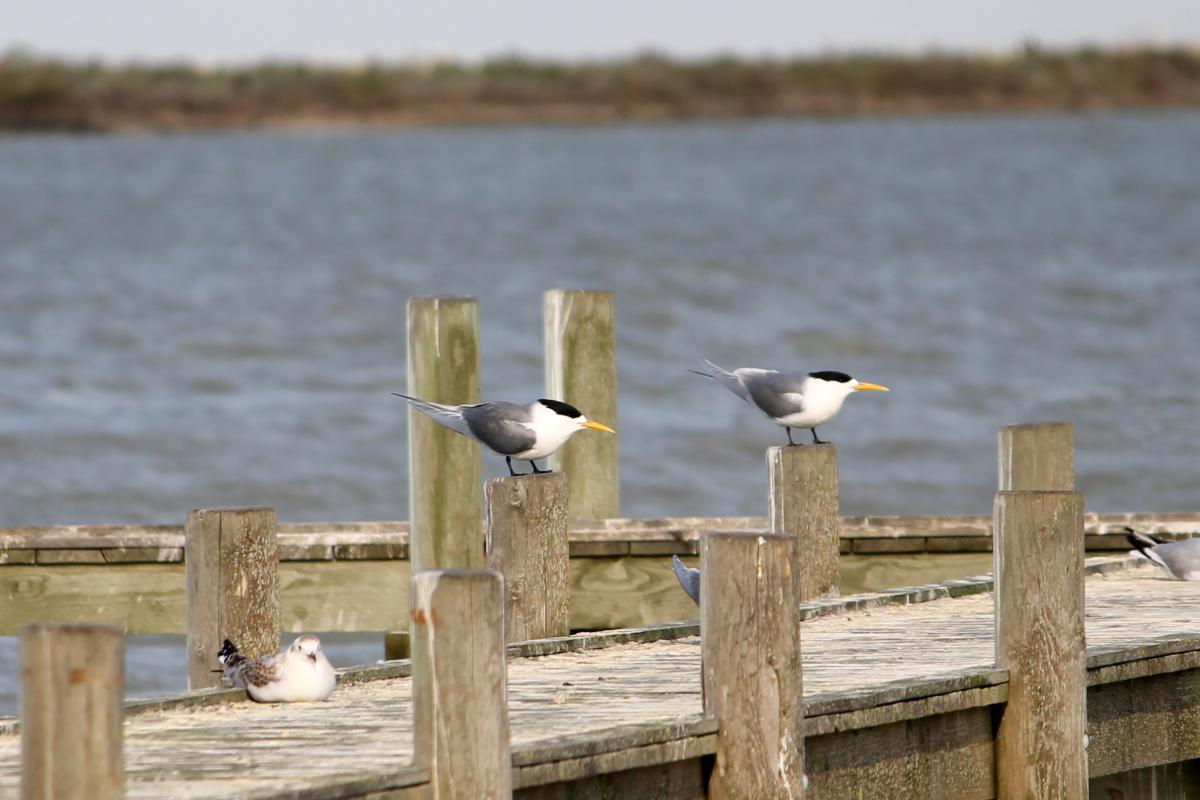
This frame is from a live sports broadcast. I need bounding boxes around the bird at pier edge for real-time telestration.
[394,394,615,476]
[690,358,889,446]
[1125,527,1200,581]
[217,635,337,702]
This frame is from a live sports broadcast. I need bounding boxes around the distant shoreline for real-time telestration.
[3,46,1198,133]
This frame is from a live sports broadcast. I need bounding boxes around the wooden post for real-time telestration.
[543,289,618,520]
[702,532,805,799]
[185,506,280,691]
[768,444,839,600]
[485,472,570,642]
[21,624,124,799]
[412,570,511,799]
[407,296,483,572]
[993,490,1087,798]
[998,422,1074,491]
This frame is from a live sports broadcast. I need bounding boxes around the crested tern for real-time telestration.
[1126,528,1200,581]
[671,555,701,605]
[690,358,889,446]
[217,635,337,702]
[395,394,615,476]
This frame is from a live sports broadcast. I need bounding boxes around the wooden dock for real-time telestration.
[2,560,1198,798]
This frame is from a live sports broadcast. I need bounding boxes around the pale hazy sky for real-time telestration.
[7,0,1200,63]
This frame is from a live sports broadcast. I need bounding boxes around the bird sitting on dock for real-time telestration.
[394,394,615,476]
[217,635,337,702]
[689,358,889,446]
[671,555,700,605]
[1125,528,1200,581]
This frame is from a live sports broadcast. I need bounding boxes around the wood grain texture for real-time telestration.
[485,473,570,642]
[406,297,483,573]
[21,625,124,800]
[993,490,1087,799]
[543,289,619,521]
[768,444,839,601]
[701,532,804,799]
[185,507,280,691]
[998,422,1074,491]
[411,570,511,799]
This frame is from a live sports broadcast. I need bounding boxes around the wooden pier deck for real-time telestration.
[3,560,1198,798]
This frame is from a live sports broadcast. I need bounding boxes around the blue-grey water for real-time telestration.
[2,112,1199,712]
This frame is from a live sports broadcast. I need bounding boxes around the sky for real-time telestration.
[6,0,1200,63]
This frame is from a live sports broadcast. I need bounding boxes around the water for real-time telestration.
[1,112,1198,709]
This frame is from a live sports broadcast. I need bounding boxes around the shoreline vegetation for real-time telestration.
[2,45,1199,133]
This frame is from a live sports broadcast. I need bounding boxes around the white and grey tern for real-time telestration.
[691,358,889,446]
[395,394,615,476]
[1126,527,1200,581]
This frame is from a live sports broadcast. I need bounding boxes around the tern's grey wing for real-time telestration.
[672,555,700,606]
[741,370,808,419]
[695,358,752,403]
[461,402,538,455]
[1153,539,1200,579]
[232,653,283,689]
[395,394,473,438]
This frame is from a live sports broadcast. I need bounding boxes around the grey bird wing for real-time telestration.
[1148,538,1200,579]
[460,402,538,455]
[227,653,283,689]
[692,358,753,403]
[739,369,808,420]
[672,555,701,606]
[394,393,473,438]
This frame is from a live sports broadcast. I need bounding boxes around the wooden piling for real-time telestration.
[543,289,619,520]
[412,569,511,799]
[407,296,484,572]
[702,531,805,799]
[768,444,839,600]
[998,422,1074,491]
[21,624,124,799]
[185,506,280,691]
[993,490,1087,798]
[485,472,570,642]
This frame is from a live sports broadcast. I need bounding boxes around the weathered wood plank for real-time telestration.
[406,296,483,573]
[768,444,839,600]
[21,624,124,799]
[993,490,1087,798]
[185,507,281,691]
[411,570,511,799]
[543,289,619,520]
[702,532,804,798]
[998,421,1074,491]
[486,474,570,642]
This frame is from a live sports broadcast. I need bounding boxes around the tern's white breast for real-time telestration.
[513,403,581,461]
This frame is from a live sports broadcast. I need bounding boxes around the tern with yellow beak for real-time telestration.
[691,358,889,446]
[394,394,615,476]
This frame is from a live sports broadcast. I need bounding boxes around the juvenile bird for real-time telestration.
[217,635,337,702]
[691,358,888,446]
[394,394,615,476]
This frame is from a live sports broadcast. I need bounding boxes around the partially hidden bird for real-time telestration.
[217,635,337,702]
[1125,527,1200,581]
[690,358,889,446]
[672,555,701,606]
[394,394,615,476]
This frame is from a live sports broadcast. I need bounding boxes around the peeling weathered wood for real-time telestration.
[998,421,1075,491]
[768,444,839,600]
[21,624,124,799]
[485,473,570,642]
[185,507,280,691]
[701,531,805,798]
[407,296,483,573]
[543,289,619,520]
[994,490,1087,798]
[411,570,511,799]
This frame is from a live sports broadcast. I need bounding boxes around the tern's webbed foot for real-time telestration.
[810,428,828,445]
[529,461,552,474]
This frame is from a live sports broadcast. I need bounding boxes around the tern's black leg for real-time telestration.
[530,460,551,474]
[810,428,827,445]
[506,456,525,477]
[785,427,797,446]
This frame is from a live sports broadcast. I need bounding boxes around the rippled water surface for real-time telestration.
[2,113,1199,525]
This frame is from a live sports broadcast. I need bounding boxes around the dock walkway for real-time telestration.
[1,562,1197,798]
